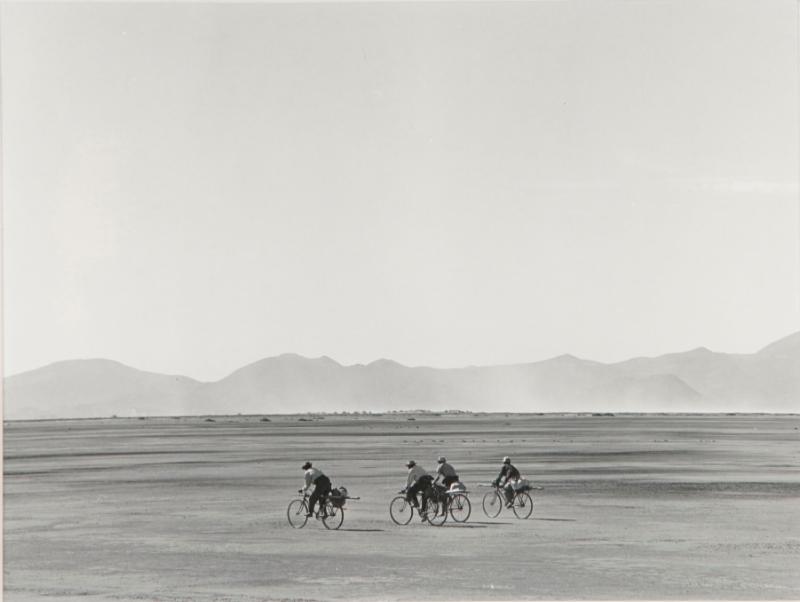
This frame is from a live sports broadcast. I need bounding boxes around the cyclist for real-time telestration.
[493,456,522,508]
[404,460,434,520]
[434,456,460,490]
[300,461,332,518]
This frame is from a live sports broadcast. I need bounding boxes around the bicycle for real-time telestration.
[479,482,537,519]
[389,490,446,526]
[431,482,472,523]
[445,488,472,523]
[286,490,355,530]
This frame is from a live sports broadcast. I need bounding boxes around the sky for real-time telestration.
[2,1,799,381]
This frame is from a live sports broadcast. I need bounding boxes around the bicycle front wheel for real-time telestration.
[482,490,503,518]
[426,499,447,526]
[449,493,471,523]
[389,496,414,525]
[287,499,309,528]
[322,501,344,530]
[512,491,533,519]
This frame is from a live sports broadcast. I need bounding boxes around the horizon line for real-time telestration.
[6,410,800,424]
[5,328,797,381]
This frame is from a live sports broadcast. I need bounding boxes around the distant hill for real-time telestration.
[4,333,799,419]
[758,331,800,358]
[4,359,202,420]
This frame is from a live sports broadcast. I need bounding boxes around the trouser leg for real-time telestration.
[316,477,331,516]
[419,476,433,512]
[407,481,421,507]
[319,489,330,516]
[308,489,320,515]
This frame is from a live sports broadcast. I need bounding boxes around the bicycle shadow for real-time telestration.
[533,517,576,522]
[337,528,386,532]
[463,521,514,526]
[441,523,488,528]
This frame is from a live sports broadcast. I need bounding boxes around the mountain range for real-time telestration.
[4,332,799,419]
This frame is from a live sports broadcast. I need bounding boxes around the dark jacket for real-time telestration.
[496,463,520,485]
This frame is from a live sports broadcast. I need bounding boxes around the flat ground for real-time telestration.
[4,413,800,601]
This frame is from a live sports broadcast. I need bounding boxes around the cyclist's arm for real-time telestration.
[497,467,511,486]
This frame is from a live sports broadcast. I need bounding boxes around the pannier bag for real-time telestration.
[448,481,467,492]
[512,478,530,491]
[330,486,348,508]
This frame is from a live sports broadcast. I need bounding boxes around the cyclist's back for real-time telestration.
[300,461,332,518]
[404,460,434,520]
[494,456,522,507]
[435,456,460,489]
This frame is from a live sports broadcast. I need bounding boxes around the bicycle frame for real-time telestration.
[479,482,534,519]
[287,492,347,530]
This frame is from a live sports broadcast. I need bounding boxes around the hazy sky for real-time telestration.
[2,1,799,380]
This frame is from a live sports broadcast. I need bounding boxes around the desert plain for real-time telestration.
[4,413,800,601]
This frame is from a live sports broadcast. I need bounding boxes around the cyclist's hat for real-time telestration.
[302,461,312,470]
[406,460,416,468]
[437,456,446,463]
[503,456,511,464]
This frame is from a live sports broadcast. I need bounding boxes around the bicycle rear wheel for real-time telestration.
[287,499,309,528]
[449,493,471,523]
[425,498,447,526]
[512,491,533,519]
[389,495,414,525]
[322,500,344,530]
[482,490,503,518]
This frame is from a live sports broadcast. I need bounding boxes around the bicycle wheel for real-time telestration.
[287,499,309,528]
[322,500,344,530]
[389,495,414,525]
[482,490,503,518]
[449,493,471,523]
[512,491,533,519]
[426,498,447,526]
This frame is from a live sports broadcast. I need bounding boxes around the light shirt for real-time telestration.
[303,467,323,491]
[437,462,457,478]
[406,465,428,488]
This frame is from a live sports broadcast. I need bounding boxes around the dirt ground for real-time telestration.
[4,413,800,601]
